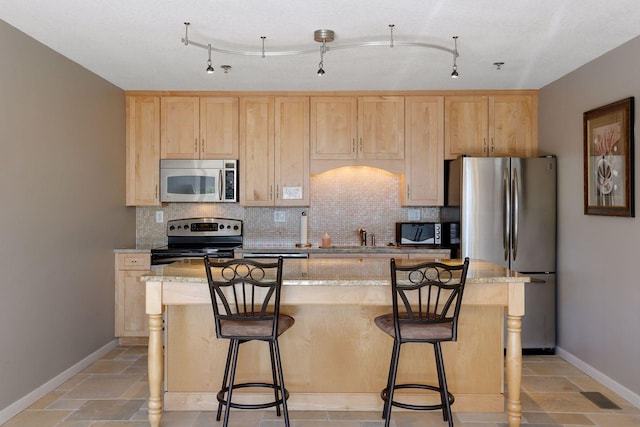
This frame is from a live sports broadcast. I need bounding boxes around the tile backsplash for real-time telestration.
[136,166,441,248]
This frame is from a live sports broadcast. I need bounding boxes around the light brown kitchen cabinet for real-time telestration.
[275,97,310,206]
[444,94,537,160]
[402,96,445,206]
[310,97,358,159]
[489,95,537,157]
[126,96,160,206]
[115,253,151,343]
[310,96,404,160]
[240,97,310,206]
[358,96,405,159]
[444,95,489,159]
[161,96,238,159]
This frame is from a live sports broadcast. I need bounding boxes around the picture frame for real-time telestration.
[583,97,635,217]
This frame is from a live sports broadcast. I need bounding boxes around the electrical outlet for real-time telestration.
[274,210,286,223]
[408,208,420,221]
[155,211,164,223]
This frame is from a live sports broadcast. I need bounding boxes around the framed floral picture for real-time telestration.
[583,97,635,217]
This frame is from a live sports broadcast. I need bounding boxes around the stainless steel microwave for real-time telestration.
[395,222,460,246]
[160,159,238,202]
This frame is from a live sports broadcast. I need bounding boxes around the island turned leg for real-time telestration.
[146,280,164,427]
[505,315,522,427]
[148,313,163,427]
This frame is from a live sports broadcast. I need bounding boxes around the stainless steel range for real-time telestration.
[151,217,242,265]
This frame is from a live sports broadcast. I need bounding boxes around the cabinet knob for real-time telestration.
[201,139,205,153]
[194,138,198,153]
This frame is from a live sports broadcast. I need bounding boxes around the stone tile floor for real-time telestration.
[2,347,640,426]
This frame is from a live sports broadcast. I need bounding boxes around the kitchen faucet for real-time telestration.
[358,228,367,246]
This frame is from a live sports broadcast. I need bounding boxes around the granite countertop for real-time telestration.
[141,258,529,286]
[114,247,153,253]
[237,245,451,255]
[115,245,451,255]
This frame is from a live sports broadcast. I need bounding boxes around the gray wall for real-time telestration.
[539,36,640,397]
[0,20,135,409]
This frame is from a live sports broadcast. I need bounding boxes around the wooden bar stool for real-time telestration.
[204,256,294,427]
[375,257,470,427]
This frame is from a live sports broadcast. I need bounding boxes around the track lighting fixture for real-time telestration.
[182,23,460,78]
[315,29,332,76]
[206,44,214,74]
[451,36,459,78]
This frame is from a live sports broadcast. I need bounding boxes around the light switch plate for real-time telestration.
[274,210,286,222]
[155,211,164,223]
[408,208,420,221]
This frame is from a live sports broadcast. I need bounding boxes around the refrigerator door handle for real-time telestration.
[512,167,519,261]
[503,167,510,262]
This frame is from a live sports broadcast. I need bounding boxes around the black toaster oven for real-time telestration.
[395,222,459,246]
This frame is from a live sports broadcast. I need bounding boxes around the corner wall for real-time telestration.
[538,35,640,402]
[0,20,135,410]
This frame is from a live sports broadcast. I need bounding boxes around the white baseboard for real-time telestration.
[556,346,640,408]
[0,339,119,424]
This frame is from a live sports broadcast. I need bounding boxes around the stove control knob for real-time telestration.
[233,225,239,230]
[169,225,175,231]
[220,224,225,229]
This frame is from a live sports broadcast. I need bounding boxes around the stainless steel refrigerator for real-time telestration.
[447,156,556,353]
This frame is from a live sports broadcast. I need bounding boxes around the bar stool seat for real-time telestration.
[204,256,293,427]
[375,257,470,427]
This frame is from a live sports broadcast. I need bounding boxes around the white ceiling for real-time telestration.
[2,0,640,92]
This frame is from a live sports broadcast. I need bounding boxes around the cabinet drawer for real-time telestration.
[116,253,151,270]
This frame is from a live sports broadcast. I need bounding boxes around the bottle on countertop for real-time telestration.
[321,231,331,247]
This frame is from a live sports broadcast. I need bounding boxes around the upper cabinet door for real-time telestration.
[275,97,310,206]
[200,97,239,159]
[240,97,275,206]
[358,96,405,160]
[444,96,489,159]
[126,96,160,206]
[402,96,444,206]
[310,97,358,159]
[489,95,537,157]
[161,97,200,159]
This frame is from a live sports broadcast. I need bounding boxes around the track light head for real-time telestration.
[450,36,459,78]
[206,44,214,74]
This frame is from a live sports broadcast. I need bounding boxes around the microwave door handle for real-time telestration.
[218,169,223,201]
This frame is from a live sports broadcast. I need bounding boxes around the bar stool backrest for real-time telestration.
[204,256,284,340]
[390,257,470,342]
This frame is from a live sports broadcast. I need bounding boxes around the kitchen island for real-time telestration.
[142,258,528,427]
